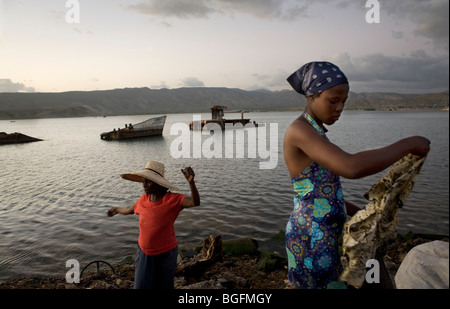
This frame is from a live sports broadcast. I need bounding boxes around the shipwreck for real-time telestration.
[100,115,167,141]
[189,106,258,130]
[0,132,43,145]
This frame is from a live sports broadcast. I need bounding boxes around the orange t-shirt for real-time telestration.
[134,192,185,256]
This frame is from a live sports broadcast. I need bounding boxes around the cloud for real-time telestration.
[382,0,449,50]
[410,4,449,49]
[0,79,35,93]
[213,0,309,20]
[124,0,448,50]
[250,50,449,93]
[330,52,449,93]
[250,70,290,90]
[123,0,310,20]
[323,0,449,50]
[391,30,405,40]
[150,81,169,89]
[125,0,213,19]
[181,77,205,87]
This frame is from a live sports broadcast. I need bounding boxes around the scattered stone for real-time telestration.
[1,232,446,289]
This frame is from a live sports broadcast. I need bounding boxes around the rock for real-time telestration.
[257,252,287,273]
[220,272,247,288]
[222,237,259,256]
[395,240,449,289]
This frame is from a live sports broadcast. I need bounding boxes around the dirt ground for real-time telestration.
[0,233,447,289]
[0,252,290,290]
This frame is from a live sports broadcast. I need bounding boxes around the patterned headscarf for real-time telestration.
[287,61,348,96]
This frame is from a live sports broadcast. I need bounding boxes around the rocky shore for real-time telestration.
[0,232,447,289]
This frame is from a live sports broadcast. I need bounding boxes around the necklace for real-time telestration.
[302,112,327,134]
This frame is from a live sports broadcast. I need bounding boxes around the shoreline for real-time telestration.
[0,107,448,122]
[0,231,448,289]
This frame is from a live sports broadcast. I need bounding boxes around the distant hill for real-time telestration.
[345,91,449,111]
[0,87,448,120]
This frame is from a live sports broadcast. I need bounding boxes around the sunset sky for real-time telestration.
[0,0,448,94]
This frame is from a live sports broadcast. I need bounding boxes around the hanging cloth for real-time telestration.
[340,154,427,288]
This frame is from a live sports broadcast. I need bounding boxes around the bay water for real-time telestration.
[0,110,448,282]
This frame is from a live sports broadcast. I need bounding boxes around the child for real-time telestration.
[283,61,430,289]
[107,161,200,289]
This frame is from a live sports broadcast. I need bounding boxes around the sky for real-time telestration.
[0,0,448,94]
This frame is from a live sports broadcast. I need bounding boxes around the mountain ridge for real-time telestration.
[0,87,448,120]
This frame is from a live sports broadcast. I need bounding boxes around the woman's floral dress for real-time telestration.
[285,113,347,289]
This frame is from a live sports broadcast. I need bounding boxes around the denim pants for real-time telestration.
[134,245,178,289]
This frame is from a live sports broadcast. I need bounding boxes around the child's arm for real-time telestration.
[106,204,135,217]
[181,167,200,208]
[285,119,430,179]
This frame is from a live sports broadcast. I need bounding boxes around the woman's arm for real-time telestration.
[285,120,430,179]
[181,167,200,208]
[106,204,135,217]
[345,200,361,217]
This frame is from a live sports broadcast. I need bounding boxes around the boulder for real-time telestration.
[222,237,259,256]
[395,240,449,289]
[257,252,287,273]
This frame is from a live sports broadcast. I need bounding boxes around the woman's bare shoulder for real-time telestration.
[285,116,318,142]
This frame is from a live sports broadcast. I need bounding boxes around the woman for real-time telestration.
[107,160,200,289]
[283,61,430,289]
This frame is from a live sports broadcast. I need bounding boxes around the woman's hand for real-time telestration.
[407,136,431,158]
[106,207,119,217]
[181,167,200,208]
[182,166,195,183]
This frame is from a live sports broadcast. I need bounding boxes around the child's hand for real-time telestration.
[106,207,118,217]
[181,167,195,183]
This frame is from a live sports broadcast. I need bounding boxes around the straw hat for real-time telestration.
[120,161,180,191]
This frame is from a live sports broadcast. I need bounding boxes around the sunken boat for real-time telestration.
[0,132,43,145]
[189,106,258,130]
[100,115,166,141]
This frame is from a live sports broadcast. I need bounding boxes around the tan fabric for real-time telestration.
[340,154,427,288]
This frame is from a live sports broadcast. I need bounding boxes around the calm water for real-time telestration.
[0,111,448,282]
